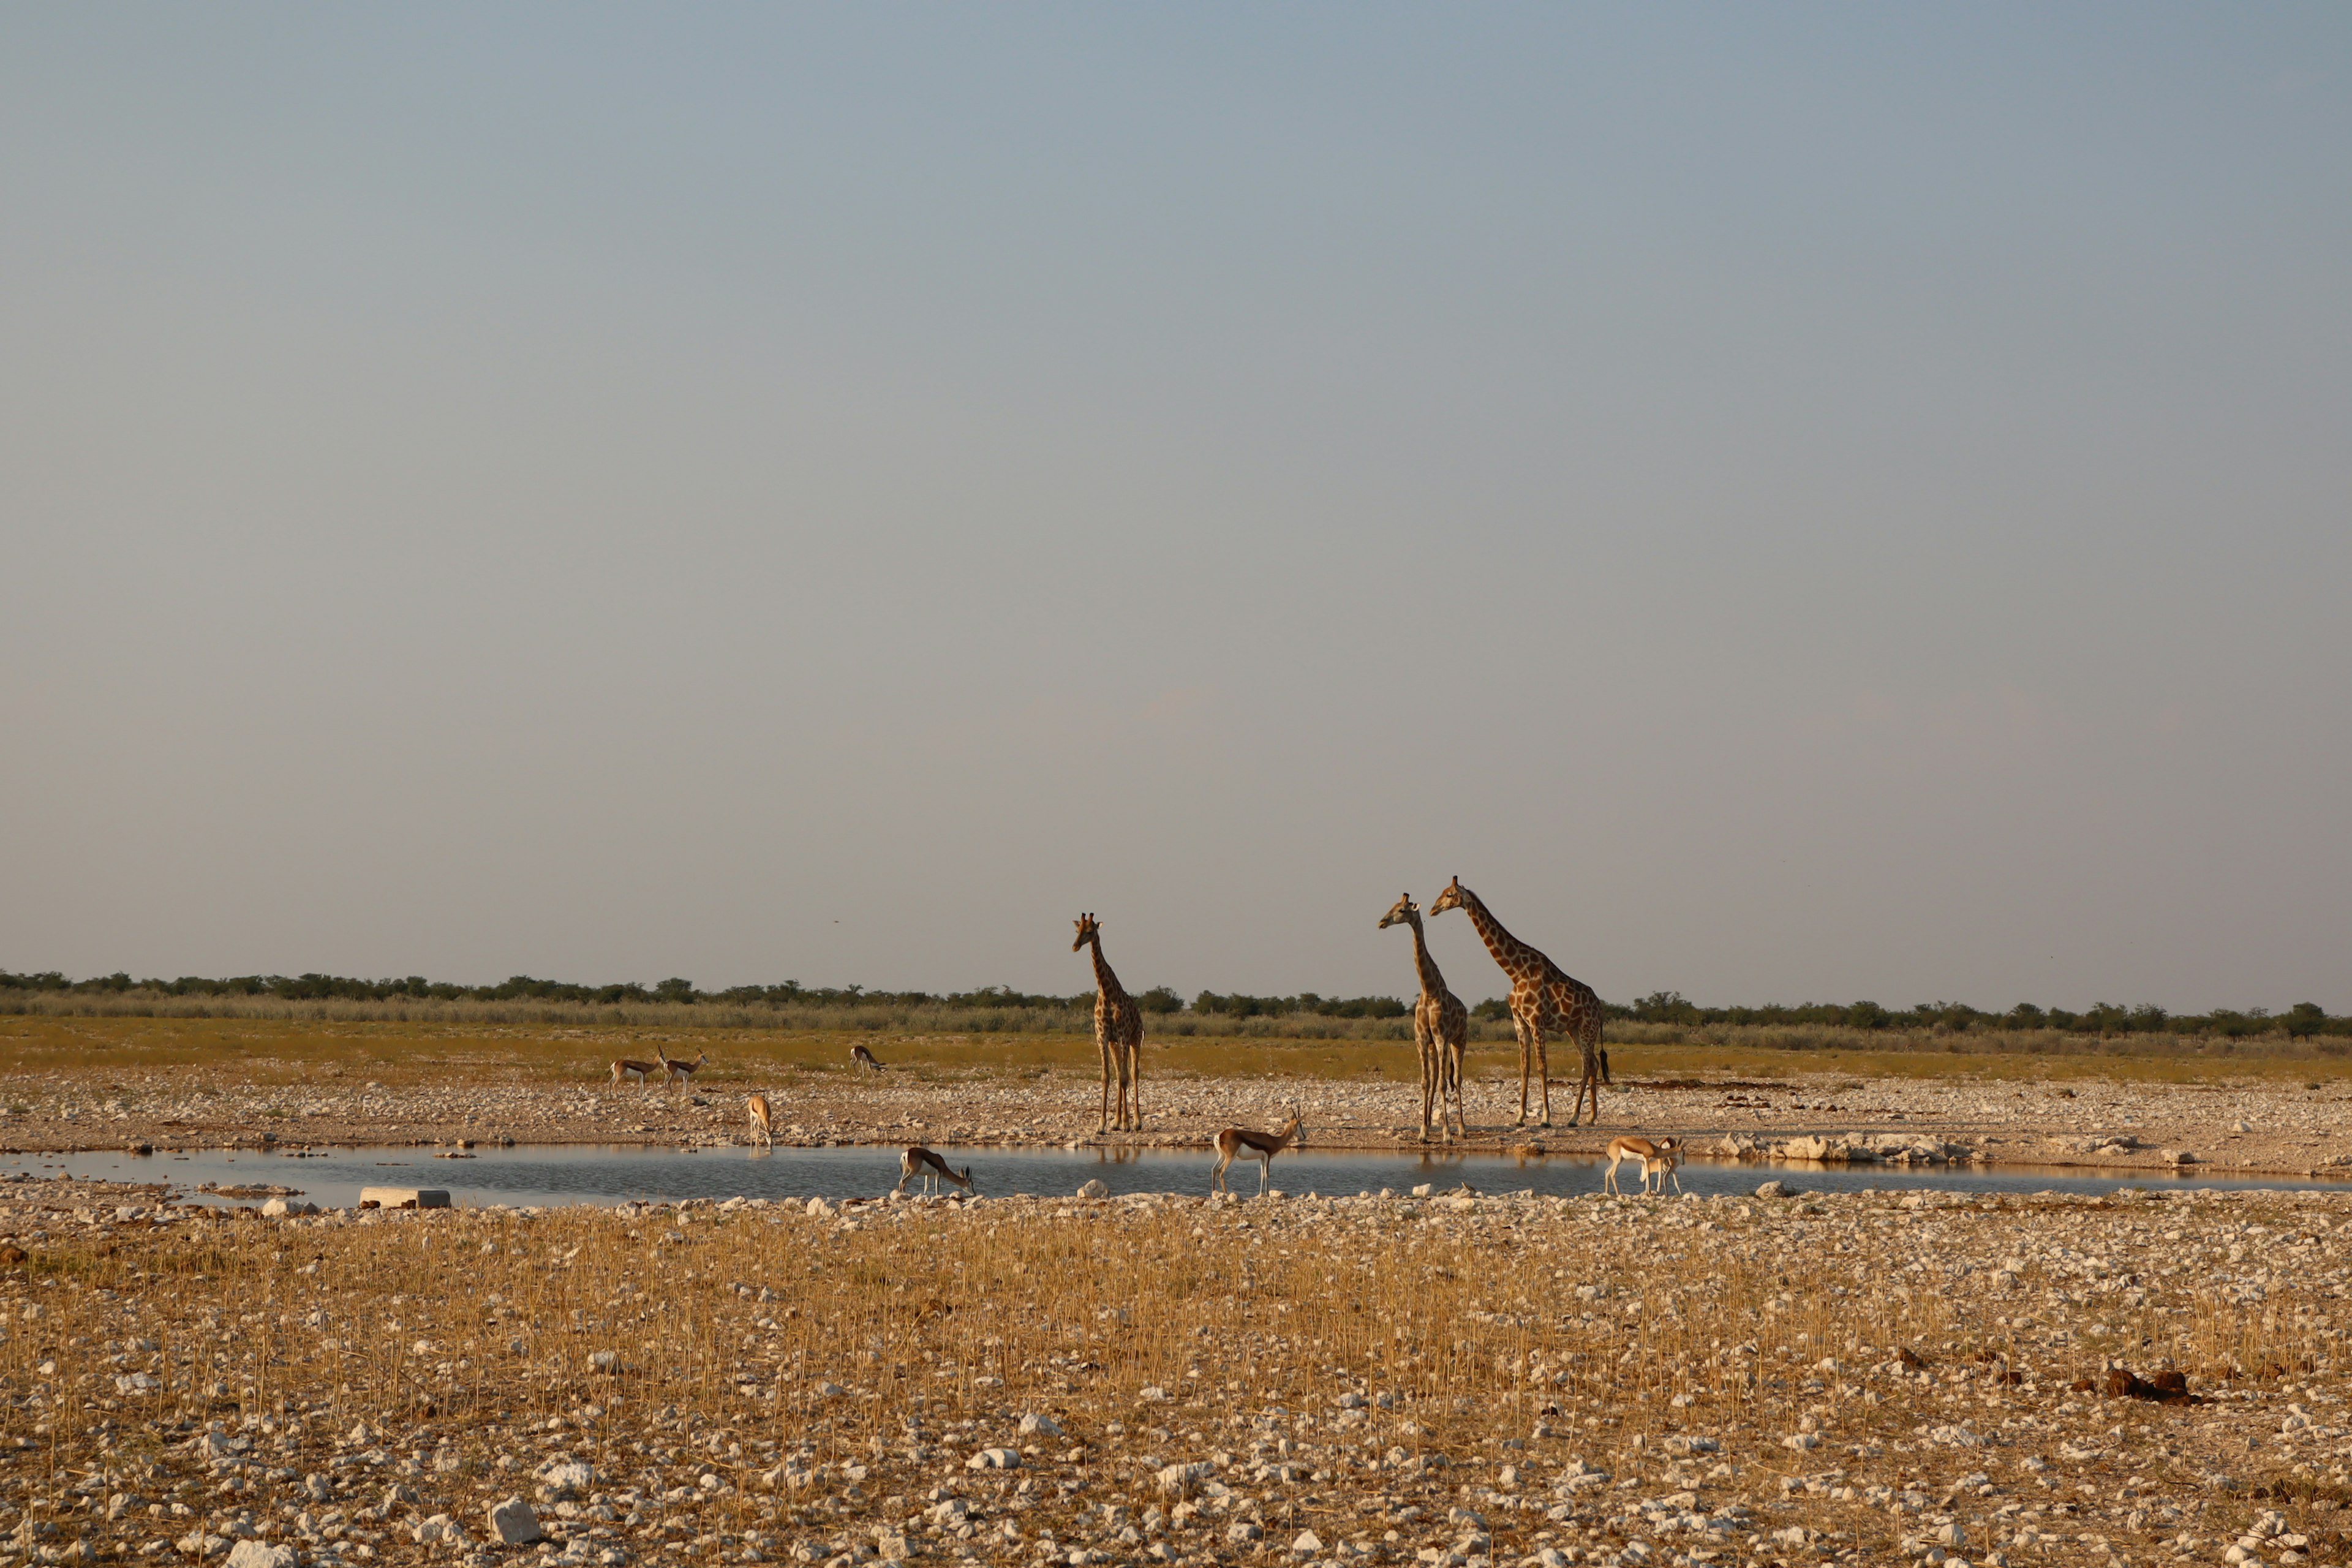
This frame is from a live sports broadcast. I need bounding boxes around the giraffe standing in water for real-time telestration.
[1072,913,1144,1133]
[1427,876,1608,1127]
[1379,892,1468,1141]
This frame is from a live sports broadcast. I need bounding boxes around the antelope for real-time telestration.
[850,1045,886,1072]
[1212,1106,1305,1197]
[1602,1135,1682,1197]
[745,1094,774,1147]
[610,1057,667,1088]
[660,1050,709,1087]
[896,1145,973,1197]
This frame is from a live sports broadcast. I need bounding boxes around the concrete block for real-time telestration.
[359,1188,450,1210]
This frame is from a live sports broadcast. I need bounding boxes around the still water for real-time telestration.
[6,1142,2345,1208]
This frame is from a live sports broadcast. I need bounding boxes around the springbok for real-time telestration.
[1212,1106,1305,1197]
[745,1095,774,1147]
[610,1058,666,1087]
[850,1045,885,1072]
[660,1050,709,1087]
[896,1146,973,1197]
[1602,1135,1683,1196]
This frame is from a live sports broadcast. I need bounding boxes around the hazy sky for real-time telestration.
[4,6,2348,1010]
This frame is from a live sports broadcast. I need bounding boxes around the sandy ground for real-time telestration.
[4,1067,2350,1180]
[6,1174,2352,1568]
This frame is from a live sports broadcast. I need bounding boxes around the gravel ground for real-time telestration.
[4,1176,2352,1568]
[5,1068,2351,1180]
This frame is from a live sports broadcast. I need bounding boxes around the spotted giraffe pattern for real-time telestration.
[1073,913,1145,1133]
[1427,876,1606,1128]
[1379,894,1469,1142]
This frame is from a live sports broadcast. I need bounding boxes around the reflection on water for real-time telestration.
[6,1140,2347,1210]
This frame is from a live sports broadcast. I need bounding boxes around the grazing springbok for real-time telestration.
[1602,1134,1683,1196]
[660,1050,709,1087]
[1212,1106,1305,1197]
[610,1057,666,1088]
[896,1145,973,1197]
[850,1045,886,1072]
[745,1094,774,1147]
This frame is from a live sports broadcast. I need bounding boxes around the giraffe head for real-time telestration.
[1427,876,1468,919]
[1377,892,1420,930]
[1072,913,1101,952]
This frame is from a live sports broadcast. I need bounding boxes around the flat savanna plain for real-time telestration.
[5,1015,2352,1177]
[7,1016,2352,1568]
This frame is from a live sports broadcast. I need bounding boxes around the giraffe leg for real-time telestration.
[1099,1035,1114,1134]
[1415,1017,1434,1142]
[1129,1039,1144,1130]
[1536,1032,1552,1128]
[1447,1040,1461,1138]
[1512,1017,1532,1126]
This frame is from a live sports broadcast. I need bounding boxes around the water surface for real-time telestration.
[6,1142,2343,1208]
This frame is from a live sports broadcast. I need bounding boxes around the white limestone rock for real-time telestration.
[488,1496,543,1545]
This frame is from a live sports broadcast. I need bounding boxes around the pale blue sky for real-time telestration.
[4,6,2347,1009]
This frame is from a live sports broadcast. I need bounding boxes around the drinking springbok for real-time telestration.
[895,1146,973,1197]
[745,1094,775,1148]
[1602,1134,1683,1196]
[1212,1106,1305,1197]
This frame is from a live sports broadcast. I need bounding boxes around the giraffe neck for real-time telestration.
[1088,936,1126,1000]
[1404,913,1447,1000]
[1459,888,1544,979]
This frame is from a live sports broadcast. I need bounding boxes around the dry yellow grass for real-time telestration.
[7,1185,2352,1567]
[4,1013,2341,1093]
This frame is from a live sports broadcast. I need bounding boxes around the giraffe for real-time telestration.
[1427,876,1608,1127]
[1378,893,1468,1142]
[1072,913,1144,1133]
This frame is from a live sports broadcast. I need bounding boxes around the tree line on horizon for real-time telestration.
[0,968,2342,1039]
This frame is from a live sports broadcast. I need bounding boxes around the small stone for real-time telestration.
[1754,1180,1790,1199]
[224,1544,300,1568]
[1077,1180,1109,1199]
[1226,1522,1262,1545]
[1936,1522,1968,1549]
[1291,1531,1323,1555]
[1155,1463,1210,1496]
[488,1496,543,1546]
[537,1461,593,1499]
[966,1448,1020,1471]
[1017,1413,1062,1437]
